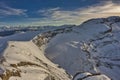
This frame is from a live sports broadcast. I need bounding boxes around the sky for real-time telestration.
[0,0,120,27]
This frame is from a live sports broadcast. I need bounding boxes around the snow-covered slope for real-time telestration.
[0,31,71,80]
[33,16,120,80]
[0,31,42,54]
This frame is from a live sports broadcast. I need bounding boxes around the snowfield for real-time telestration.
[0,41,71,80]
[0,16,120,80]
[0,31,71,80]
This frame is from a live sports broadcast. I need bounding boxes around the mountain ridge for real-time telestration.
[33,16,120,80]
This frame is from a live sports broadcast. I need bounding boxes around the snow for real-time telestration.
[0,16,120,80]
[0,31,42,54]
[45,33,90,75]
[3,41,70,79]
[0,31,71,80]
[44,24,111,75]
[41,16,120,79]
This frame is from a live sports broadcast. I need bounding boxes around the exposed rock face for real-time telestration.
[33,26,73,47]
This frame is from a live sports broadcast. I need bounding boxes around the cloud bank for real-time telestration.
[1,0,120,26]
[35,1,120,26]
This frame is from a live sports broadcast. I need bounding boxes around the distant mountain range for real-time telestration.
[0,25,75,37]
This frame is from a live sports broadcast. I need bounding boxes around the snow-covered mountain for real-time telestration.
[0,16,120,80]
[33,16,120,80]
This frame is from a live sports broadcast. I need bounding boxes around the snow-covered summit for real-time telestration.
[81,16,120,25]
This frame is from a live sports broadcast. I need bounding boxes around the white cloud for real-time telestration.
[79,1,120,14]
[0,4,27,16]
[2,1,120,26]
[37,1,120,25]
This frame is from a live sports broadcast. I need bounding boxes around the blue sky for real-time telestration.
[0,0,120,26]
